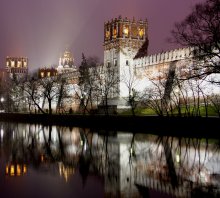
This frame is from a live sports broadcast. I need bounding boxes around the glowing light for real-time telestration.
[113,28,117,38]
[11,61,15,67]
[1,129,4,141]
[105,31,110,39]
[23,165,27,174]
[24,61,27,67]
[17,165,21,176]
[58,162,75,182]
[10,165,15,176]
[123,26,129,36]
[176,154,180,163]
[130,147,133,154]
[17,61,21,68]
[5,164,27,176]
[5,165,9,174]
[139,28,144,38]
[41,154,44,162]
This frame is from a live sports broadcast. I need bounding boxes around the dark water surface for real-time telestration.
[0,122,219,198]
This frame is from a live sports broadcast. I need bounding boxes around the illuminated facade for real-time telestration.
[38,67,58,79]
[104,16,148,98]
[6,57,28,79]
[57,49,77,74]
[103,16,220,106]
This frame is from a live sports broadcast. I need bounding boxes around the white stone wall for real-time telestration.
[104,46,139,98]
[134,47,193,68]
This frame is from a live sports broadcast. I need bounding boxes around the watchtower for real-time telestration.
[104,16,148,97]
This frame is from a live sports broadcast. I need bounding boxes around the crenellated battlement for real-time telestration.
[104,16,148,44]
[134,47,194,67]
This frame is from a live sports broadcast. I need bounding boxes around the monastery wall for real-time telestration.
[134,47,193,68]
[134,47,195,81]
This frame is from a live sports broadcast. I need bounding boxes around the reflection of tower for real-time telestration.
[5,57,28,79]
[57,49,77,74]
[104,16,148,98]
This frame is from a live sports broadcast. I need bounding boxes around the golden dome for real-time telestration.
[63,50,72,59]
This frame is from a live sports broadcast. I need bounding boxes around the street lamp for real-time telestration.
[0,97,4,102]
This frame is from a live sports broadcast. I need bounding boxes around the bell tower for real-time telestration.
[104,16,148,98]
[6,57,28,80]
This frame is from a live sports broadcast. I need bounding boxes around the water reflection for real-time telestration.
[5,163,27,176]
[0,122,219,197]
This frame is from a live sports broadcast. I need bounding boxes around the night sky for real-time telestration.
[0,0,206,71]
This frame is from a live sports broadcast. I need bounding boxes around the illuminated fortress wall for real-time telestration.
[134,47,194,80]
[104,16,220,104]
[104,16,148,98]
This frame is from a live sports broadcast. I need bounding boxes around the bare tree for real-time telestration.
[5,74,27,112]
[142,62,178,116]
[96,63,119,115]
[39,77,60,115]
[23,78,45,114]
[143,79,167,116]
[122,67,140,116]
[171,0,220,81]
[56,76,71,114]
[209,94,220,117]
[76,54,101,115]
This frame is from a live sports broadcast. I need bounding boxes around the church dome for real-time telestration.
[63,50,73,60]
[59,49,74,67]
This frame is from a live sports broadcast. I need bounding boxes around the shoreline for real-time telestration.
[0,113,219,138]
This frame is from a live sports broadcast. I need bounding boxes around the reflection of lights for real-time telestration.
[1,129,4,141]
[80,140,83,146]
[23,165,27,174]
[83,142,87,151]
[22,130,26,138]
[199,171,210,183]
[0,97,4,102]
[5,163,27,177]
[58,162,75,182]
[130,147,135,157]
[71,132,77,142]
[176,154,180,163]
[10,165,15,176]
[41,154,44,162]
[5,166,9,175]
[130,147,133,155]
[17,165,21,176]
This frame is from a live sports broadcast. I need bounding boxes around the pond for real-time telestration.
[0,122,219,198]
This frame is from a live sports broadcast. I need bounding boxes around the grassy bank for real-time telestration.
[119,106,220,117]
